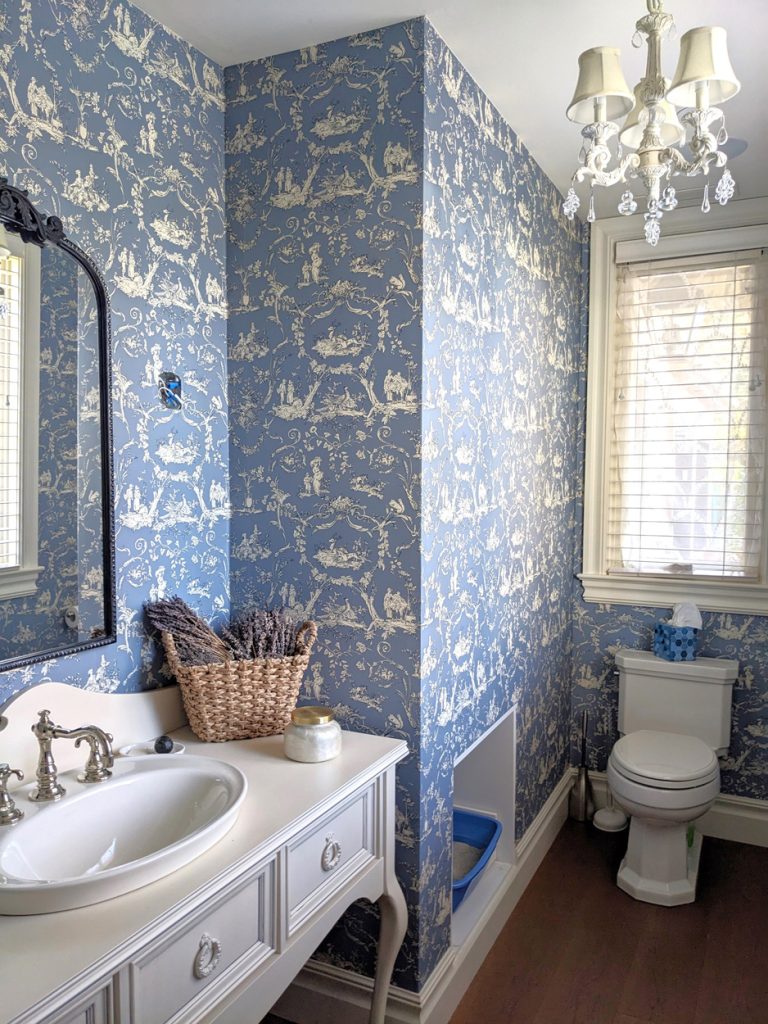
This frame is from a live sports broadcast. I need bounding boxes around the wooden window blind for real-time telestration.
[607,249,768,580]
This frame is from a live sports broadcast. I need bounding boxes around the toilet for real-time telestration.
[607,649,738,907]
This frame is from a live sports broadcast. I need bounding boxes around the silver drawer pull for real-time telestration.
[193,933,222,979]
[321,836,342,872]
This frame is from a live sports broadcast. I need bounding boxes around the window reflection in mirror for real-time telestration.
[0,229,105,663]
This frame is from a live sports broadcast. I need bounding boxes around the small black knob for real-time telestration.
[154,735,174,754]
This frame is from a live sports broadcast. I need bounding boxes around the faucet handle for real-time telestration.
[32,709,61,739]
[0,764,24,826]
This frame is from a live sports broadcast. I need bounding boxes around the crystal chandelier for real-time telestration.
[562,0,740,245]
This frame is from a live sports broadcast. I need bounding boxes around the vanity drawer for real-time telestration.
[128,859,275,1024]
[286,782,377,934]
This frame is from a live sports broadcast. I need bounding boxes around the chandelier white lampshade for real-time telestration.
[667,26,740,106]
[620,83,685,149]
[562,1,744,245]
[566,47,635,123]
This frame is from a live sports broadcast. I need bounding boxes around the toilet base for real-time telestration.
[617,824,702,906]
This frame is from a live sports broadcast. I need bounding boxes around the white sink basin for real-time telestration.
[0,754,247,915]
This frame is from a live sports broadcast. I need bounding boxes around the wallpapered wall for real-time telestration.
[571,604,768,800]
[418,20,584,980]
[3,0,762,1000]
[225,20,425,987]
[422,21,584,837]
[226,18,585,988]
[0,0,229,703]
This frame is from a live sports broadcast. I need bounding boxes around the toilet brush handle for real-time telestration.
[580,710,588,766]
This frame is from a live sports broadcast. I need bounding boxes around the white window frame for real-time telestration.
[0,225,41,600]
[580,197,768,614]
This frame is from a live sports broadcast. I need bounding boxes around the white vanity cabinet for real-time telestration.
[2,730,408,1024]
[126,857,276,1024]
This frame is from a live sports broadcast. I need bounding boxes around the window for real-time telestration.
[581,203,768,613]
[0,226,40,600]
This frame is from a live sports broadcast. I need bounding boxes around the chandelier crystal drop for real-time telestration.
[562,1,741,244]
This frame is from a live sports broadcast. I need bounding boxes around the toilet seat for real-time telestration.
[611,730,719,790]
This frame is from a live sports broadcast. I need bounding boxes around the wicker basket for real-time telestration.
[162,621,317,742]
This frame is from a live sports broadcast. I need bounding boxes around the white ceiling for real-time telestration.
[134,0,768,209]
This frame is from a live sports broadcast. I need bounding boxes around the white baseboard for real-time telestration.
[581,768,768,848]
[272,767,573,1024]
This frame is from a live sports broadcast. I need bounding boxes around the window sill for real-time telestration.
[578,572,768,616]
[0,566,42,600]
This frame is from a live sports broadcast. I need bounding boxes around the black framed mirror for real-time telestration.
[0,176,115,671]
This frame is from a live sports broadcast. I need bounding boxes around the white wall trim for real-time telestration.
[272,767,573,1024]
[578,572,768,616]
[580,767,768,848]
[581,197,768,613]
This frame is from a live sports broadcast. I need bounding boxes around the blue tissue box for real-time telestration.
[653,622,698,661]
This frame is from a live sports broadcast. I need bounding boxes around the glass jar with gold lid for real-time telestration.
[283,706,342,763]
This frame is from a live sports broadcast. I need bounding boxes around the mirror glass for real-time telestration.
[0,178,114,670]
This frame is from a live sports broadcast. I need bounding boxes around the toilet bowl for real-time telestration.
[608,729,720,906]
[608,649,738,906]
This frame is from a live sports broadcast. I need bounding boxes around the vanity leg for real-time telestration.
[369,884,408,1024]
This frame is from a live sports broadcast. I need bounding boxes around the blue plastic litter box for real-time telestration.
[452,808,503,911]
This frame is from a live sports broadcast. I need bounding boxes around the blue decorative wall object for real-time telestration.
[0,0,229,699]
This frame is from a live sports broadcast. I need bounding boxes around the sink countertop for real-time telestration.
[0,728,408,1024]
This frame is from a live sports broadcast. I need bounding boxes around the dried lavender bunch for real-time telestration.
[220,607,302,660]
[144,596,229,666]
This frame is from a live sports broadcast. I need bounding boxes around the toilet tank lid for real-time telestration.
[615,649,738,684]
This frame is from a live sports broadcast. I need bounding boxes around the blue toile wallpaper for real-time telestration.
[2,0,765,1001]
[0,0,229,702]
[422,20,584,832]
[226,18,585,988]
[225,20,425,987]
[420,21,585,978]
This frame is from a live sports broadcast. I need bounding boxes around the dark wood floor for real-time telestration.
[449,820,768,1024]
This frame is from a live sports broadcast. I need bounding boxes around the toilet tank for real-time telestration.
[615,650,738,756]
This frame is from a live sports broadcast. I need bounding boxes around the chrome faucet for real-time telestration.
[30,710,114,802]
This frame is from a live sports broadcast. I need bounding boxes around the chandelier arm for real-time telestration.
[663,145,727,177]
[574,152,641,188]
